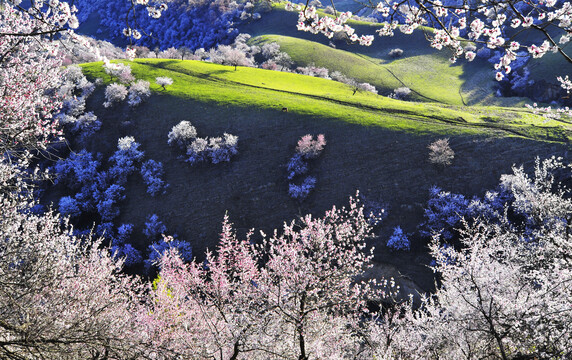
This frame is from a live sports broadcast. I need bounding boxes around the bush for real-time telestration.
[288,176,317,200]
[112,243,142,267]
[109,136,144,184]
[186,137,209,165]
[186,133,238,165]
[428,138,455,166]
[95,183,125,221]
[145,235,193,270]
[66,112,101,142]
[140,159,167,196]
[261,42,280,59]
[392,87,411,100]
[388,48,404,58]
[421,186,470,241]
[58,196,82,218]
[127,80,151,107]
[357,82,378,94]
[103,83,127,108]
[103,61,133,83]
[54,149,101,189]
[287,153,308,180]
[116,223,134,244]
[387,226,410,251]
[296,134,327,159]
[155,76,173,89]
[143,214,168,240]
[167,121,197,148]
[296,65,330,79]
[209,133,239,164]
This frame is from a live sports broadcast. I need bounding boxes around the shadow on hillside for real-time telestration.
[72,91,570,292]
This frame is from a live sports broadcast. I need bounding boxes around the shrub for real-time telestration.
[186,138,209,165]
[261,42,280,59]
[140,159,167,196]
[357,82,378,94]
[186,134,239,165]
[54,149,101,189]
[388,48,404,58]
[95,183,125,221]
[428,138,455,166]
[112,243,142,267]
[296,134,327,159]
[58,196,81,218]
[103,83,127,108]
[143,214,167,240]
[103,60,133,83]
[116,223,134,244]
[392,87,411,100]
[296,65,330,79]
[209,133,239,164]
[109,136,144,184]
[127,80,151,107]
[145,235,193,270]
[167,121,197,148]
[70,112,101,140]
[387,226,410,251]
[421,186,470,241]
[288,176,317,200]
[287,153,308,180]
[273,52,293,70]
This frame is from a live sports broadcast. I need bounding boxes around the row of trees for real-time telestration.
[4,145,572,359]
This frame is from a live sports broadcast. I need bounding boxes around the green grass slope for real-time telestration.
[81,59,572,142]
[250,34,470,105]
[241,6,572,107]
[77,59,570,289]
[241,6,495,105]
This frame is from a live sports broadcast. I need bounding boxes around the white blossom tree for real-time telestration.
[370,157,572,359]
[0,163,148,360]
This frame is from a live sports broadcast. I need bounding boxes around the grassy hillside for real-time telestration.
[241,5,572,106]
[77,59,570,289]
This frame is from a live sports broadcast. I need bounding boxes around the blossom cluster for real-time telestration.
[286,3,375,45]
[287,134,326,200]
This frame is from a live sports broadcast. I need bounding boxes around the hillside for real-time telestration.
[72,58,571,289]
[240,5,572,106]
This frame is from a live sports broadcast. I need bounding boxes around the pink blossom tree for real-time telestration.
[290,0,572,90]
[148,194,396,359]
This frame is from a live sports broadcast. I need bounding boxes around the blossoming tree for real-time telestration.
[147,195,397,359]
